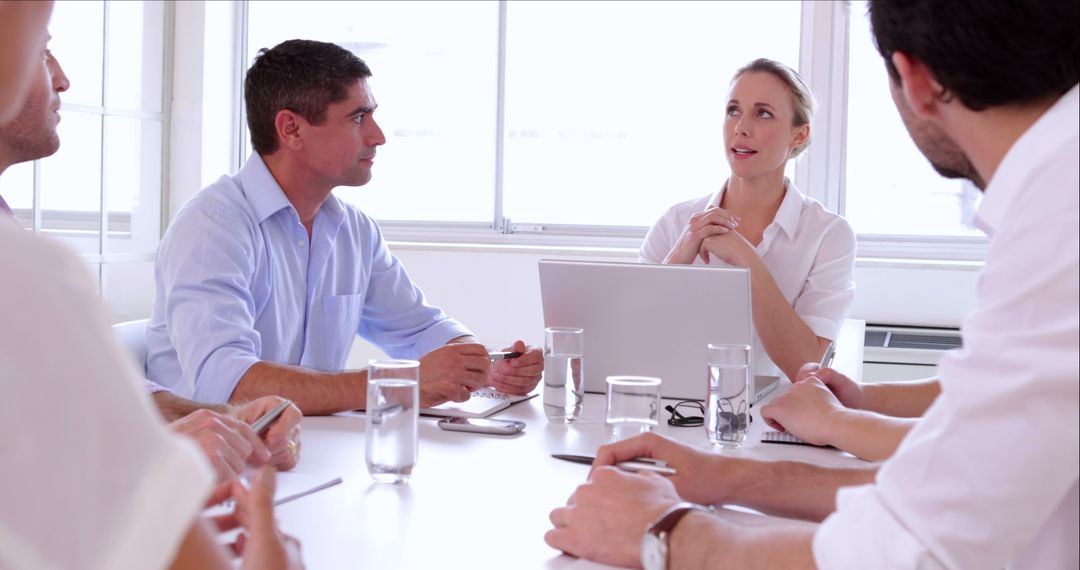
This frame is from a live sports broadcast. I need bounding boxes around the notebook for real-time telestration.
[421,387,537,419]
[539,259,778,402]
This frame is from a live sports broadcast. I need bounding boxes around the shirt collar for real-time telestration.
[237,153,348,227]
[710,177,804,240]
[975,84,1079,237]
[238,153,293,223]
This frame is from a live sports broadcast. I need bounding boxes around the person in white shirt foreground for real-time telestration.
[547,0,1078,568]
[639,58,854,380]
[0,31,302,484]
[0,4,302,568]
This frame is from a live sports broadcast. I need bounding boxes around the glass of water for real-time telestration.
[706,344,751,449]
[543,327,584,423]
[605,375,661,441]
[366,359,420,484]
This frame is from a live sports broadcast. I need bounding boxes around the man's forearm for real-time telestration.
[671,511,818,570]
[153,391,231,422]
[825,409,918,462]
[861,377,940,418]
[724,458,877,522]
[229,361,366,415]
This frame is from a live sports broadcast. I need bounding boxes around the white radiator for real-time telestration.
[862,325,962,382]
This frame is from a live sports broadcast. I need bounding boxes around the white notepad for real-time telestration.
[421,387,537,419]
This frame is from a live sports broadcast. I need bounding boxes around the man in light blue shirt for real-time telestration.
[147,39,543,414]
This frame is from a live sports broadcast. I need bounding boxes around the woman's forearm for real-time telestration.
[746,256,829,379]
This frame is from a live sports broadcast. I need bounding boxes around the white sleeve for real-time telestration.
[0,229,214,570]
[812,162,1078,569]
[639,204,687,264]
[791,217,855,340]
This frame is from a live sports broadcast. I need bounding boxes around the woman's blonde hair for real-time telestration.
[732,58,816,158]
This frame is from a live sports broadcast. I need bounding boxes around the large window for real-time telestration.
[0,1,168,319]
[242,1,986,259]
[844,2,981,239]
[246,0,800,233]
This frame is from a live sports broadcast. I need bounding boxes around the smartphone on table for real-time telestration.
[437,417,525,435]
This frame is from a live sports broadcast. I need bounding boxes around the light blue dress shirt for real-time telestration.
[146,154,472,403]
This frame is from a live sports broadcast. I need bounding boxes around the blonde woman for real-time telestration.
[640,59,855,380]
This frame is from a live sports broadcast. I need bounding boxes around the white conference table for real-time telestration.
[274,320,866,569]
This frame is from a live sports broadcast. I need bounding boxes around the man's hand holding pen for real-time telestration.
[489,339,544,395]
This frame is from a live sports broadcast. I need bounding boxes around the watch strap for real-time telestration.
[645,502,714,570]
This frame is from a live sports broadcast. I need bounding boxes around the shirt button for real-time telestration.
[297,239,304,247]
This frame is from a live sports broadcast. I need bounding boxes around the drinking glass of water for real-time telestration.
[706,344,751,449]
[543,327,584,423]
[366,359,420,484]
[605,375,661,441]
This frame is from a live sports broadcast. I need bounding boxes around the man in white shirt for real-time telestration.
[0,35,301,483]
[546,1,1078,568]
[0,4,301,567]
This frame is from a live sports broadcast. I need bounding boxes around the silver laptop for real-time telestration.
[538,259,780,402]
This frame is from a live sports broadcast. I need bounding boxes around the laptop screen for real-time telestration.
[539,259,755,401]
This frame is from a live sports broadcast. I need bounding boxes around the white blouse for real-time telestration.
[639,179,856,377]
[0,224,214,569]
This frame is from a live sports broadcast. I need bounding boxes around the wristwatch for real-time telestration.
[641,502,714,570]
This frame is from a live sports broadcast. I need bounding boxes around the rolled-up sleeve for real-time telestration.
[356,224,472,359]
[792,218,855,341]
[155,205,262,403]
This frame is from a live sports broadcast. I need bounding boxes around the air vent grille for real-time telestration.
[864,330,963,351]
[865,330,889,348]
[889,334,963,350]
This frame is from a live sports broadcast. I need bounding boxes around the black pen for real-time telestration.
[250,399,292,436]
[551,454,678,476]
[488,351,524,361]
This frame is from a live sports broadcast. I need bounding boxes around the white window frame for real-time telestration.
[233,0,988,264]
[14,1,173,275]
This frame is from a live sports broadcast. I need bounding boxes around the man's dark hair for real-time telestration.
[869,0,1078,111]
[244,39,372,155]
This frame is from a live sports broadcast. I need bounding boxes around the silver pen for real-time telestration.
[551,454,678,476]
[819,342,836,369]
[250,399,293,436]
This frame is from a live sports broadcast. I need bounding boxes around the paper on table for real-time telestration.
[421,387,537,419]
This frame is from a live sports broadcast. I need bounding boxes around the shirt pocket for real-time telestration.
[321,294,364,370]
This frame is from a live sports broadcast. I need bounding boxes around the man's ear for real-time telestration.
[274,109,303,150]
[890,51,947,120]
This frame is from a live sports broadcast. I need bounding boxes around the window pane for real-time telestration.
[0,161,34,226]
[49,1,105,108]
[502,1,801,227]
[106,0,165,113]
[104,117,162,253]
[844,2,981,237]
[39,111,103,254]
[247,0,499,223]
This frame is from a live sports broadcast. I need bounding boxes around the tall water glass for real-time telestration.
[706,344,751,448]
[544,327,584,422]
[605,375,662,441]
[366,359,420,484]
